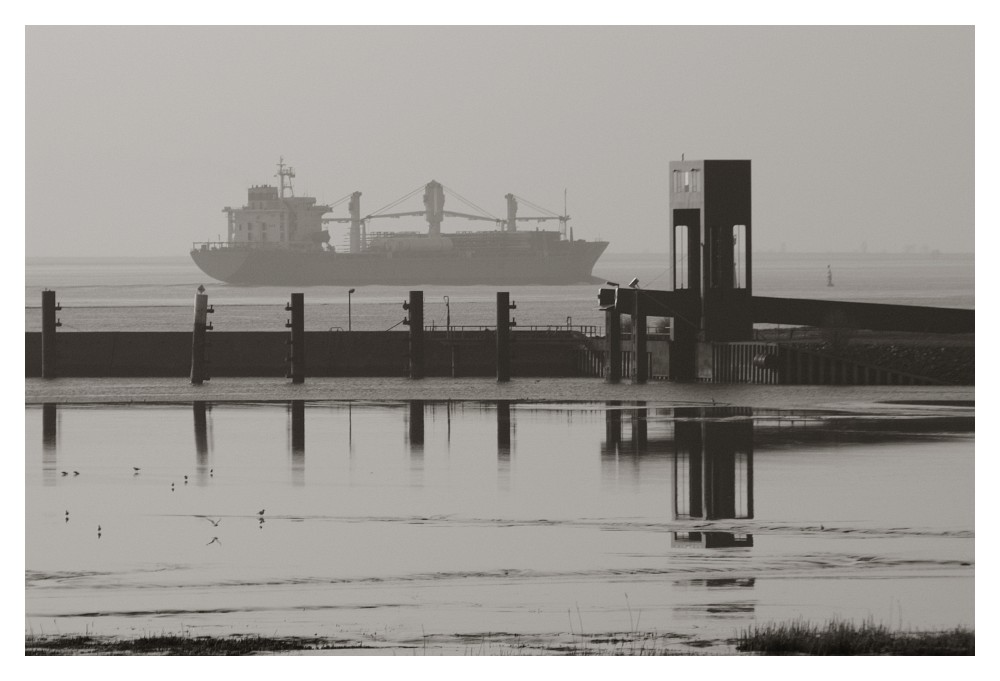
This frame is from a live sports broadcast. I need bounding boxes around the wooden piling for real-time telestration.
[404,291,424,379]
[606,308,621,383]
[41,290,61,379]
[190,290,213,384]
[285,293,305,383]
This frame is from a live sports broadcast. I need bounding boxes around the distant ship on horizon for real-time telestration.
[190,159,609,286]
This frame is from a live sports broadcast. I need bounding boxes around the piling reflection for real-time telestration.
[497,400,511,460]
[408,400,424,454]
[42,403,57,486]
[193,402,212,484]
[497,400,512,489]
[289,401,305,486]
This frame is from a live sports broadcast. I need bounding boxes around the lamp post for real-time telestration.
[348,288,355,331]
[444,295,450,334]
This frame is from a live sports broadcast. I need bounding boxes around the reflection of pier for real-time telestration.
[672,407,753,548]
[601,404,755,548]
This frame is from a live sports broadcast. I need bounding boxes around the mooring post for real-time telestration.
[605,308,621,383]
[496,292,516,382]
[190,287,214,384]
[403,291,424,379]
[41,290,62,379]
[285,292,305,384]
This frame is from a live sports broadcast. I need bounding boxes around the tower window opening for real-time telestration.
[674,225,689,290]
[733,225,747,289]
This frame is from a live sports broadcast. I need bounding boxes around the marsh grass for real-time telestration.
[24,634,373,656]
[737,620,974,656]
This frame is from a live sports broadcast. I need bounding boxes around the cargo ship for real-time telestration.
[190,160,609,286]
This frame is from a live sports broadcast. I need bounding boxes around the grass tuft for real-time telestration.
[737,619,974,656]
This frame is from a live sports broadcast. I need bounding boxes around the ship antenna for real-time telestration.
[276,156,296,198]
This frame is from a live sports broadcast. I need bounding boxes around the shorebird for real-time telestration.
[206,536,221,546]
[257,509,265,517]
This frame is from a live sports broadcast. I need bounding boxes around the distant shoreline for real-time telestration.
[24,251,976,263]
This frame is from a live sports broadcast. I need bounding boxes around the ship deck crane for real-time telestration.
[321,181,572,252]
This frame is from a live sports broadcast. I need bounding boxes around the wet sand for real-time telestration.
[25,376,974,408]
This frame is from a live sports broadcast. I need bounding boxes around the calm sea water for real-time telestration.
[24,252,974,332]
[25,400,973,653]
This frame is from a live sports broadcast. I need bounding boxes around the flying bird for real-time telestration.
[133,467,141,474]
[199,516,222,527]
[60,471,68,476]
[206,536,221,546]
[73,471,79,476]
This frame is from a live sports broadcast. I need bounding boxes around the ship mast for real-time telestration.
[276,157,296,198]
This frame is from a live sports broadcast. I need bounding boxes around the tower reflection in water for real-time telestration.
[603,403,754,549]
[671,407,753,548]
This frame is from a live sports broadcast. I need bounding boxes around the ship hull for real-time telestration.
[190,241,609,286]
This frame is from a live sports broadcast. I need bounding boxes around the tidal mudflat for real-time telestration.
[25,394,973,654]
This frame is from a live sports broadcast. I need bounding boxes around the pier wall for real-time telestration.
[25,330,588,378]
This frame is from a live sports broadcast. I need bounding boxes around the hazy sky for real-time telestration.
[25,25,974,257]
